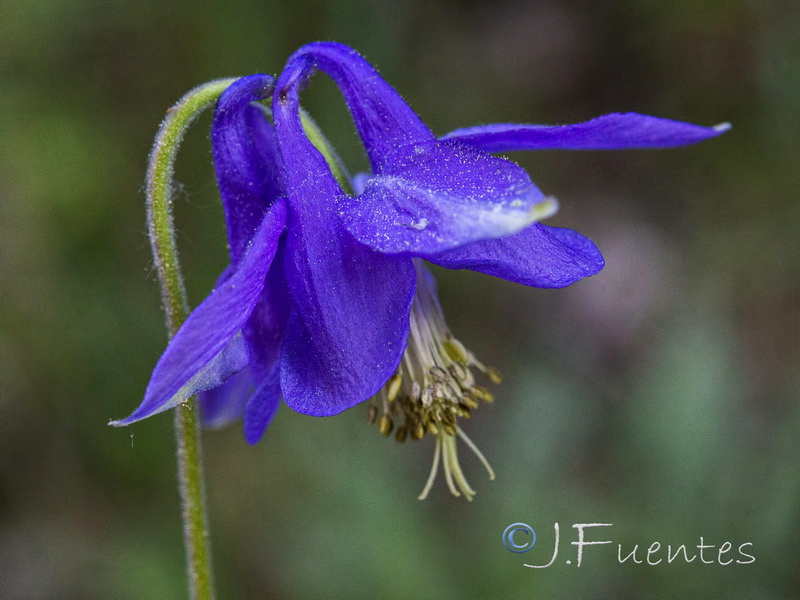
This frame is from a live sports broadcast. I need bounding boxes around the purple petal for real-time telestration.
[200,366,255,429]
[351,172,371,195]
[242,238,291,370]
[200,337,285,441]
[242,367,282,444]
[197,266,253,429]
[111,200,287,426]
[212,74,281,264]
[442,113,730,152]
[280,42,433,172]
[238,241,291,439]
[424,223,604,288]
[338,138,550,254]
[273,68,416,416]
[279,43,552,254]
[199,240,291,433]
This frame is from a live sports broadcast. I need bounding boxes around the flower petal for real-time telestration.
[242,367,282,444]
[279,234,414,416]
[111,199,287,426]
[212,74,281,264]
[199,364,255,429]
[279,42,552,254]
[338,138,552,254]
[238,242,291,439]
[242,238,291,370]
[423,223,604,288]
[280,42,433,171]
[200,240,291,433]
[442,113,730,152]
[273,67,416,416]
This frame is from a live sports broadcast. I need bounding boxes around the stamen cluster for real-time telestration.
[368,262,500,501]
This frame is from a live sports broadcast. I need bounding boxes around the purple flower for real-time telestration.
[114,42,726,497]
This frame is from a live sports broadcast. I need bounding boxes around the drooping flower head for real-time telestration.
[113,42,728,499]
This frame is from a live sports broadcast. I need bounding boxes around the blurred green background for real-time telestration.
[2,0,798,598]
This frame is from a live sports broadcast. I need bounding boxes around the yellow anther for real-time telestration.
[462,396,480,410]
[379,414,394,436]
[443,335,470,365]
[473,386,494,403]
[386,372,402,402]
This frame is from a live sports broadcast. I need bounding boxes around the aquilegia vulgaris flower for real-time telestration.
[113,42,728,500]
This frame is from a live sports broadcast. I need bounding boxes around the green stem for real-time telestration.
[300,108,353,194]
[146,78,236,600]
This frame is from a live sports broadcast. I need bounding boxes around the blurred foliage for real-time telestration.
[1,0,798,598]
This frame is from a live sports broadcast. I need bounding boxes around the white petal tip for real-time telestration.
[529,195,559,223]
[713,122,732,133]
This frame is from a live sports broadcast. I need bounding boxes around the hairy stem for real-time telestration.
[146,78,236,600]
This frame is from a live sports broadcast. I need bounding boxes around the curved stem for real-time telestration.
[147,78,236,333]
[146,78,236,600]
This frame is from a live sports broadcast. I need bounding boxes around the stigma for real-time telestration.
[368,260,500,501]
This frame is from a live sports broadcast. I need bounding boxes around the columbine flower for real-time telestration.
[113,42,727,499]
